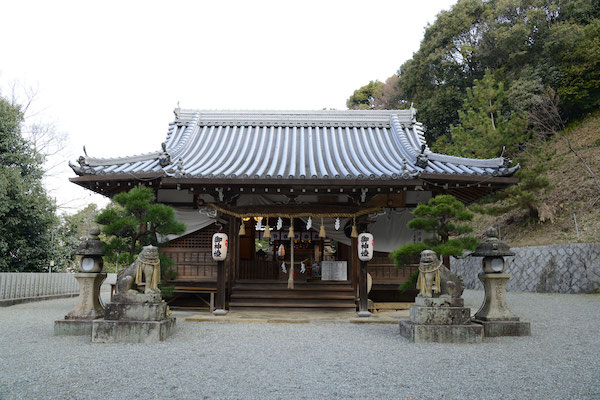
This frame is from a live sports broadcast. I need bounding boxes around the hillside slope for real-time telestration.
[470,113,600,247]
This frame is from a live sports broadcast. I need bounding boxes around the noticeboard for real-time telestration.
[321,261,347,281]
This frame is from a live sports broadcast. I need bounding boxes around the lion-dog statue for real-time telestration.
[115,245,162,302]
[416,250,464,298]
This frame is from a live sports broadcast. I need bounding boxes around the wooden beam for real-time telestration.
[160,177,424,188]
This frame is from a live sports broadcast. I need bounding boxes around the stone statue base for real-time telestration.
[472,273,530,337]
[91,300,175,343]
[54,272,106,336]
[399,295,483,343]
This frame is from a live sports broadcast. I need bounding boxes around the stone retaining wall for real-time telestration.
[451,243,600,294]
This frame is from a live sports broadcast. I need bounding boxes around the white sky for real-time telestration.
[1,0,456,213]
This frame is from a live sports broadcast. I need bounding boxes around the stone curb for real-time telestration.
[0,293,79,307]
[184,315,408,324]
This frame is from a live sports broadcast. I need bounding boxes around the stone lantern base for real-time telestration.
[472,273,530,337]
[472,319,531,337]
[54,272,106,336]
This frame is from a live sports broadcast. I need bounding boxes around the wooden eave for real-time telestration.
[69,172,518,205]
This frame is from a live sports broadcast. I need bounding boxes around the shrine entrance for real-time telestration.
[235,218,349,282]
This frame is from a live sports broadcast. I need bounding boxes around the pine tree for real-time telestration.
[389,195,478,279]
[96,186,185,278]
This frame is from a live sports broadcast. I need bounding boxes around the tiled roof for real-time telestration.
[70,109,519,180]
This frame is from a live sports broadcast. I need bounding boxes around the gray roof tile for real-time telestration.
[70,109,519,179]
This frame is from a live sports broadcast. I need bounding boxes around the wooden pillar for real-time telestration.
[227,216,235,303]
[216,260,226,310]
[351,236,359,298]
[356,221,371,316]
[234,217,240,279]
[358,261,368,312]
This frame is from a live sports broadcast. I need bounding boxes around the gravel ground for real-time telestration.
[0,290,599,400]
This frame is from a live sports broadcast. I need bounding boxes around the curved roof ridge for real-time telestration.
[174,109,416,127]
[426,151,507,168]
[83,151,163,167]
[166,111,200,159]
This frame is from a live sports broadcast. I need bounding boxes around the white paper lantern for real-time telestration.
[212,233,229,261]
[357,233,374,261]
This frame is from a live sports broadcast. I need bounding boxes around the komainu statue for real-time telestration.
[416,250,464,298]
[115,245,162,303]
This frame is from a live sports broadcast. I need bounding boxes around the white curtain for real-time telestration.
[301,209,423,253]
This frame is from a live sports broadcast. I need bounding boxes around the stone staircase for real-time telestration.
[229,280,356,312]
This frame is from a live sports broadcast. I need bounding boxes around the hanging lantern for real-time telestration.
[319,217,326,238]
[264,217,271,238]
[358,233,374,261]
[212,233,229,261]
[351,217,359,238]
[239,221,246,236]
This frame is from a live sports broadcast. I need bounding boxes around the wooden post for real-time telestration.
[358,260,369,313]
[234,217,240,280]
[216,260,226,311]
[351,236,358,297]
[227,216,235,302]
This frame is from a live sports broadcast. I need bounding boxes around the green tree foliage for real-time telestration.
[472,159,550,221]
[96,186,185,278]
[347,76,408,110]
[0,96,57,272]
[432,69,528,158]
[389,195,478,271]
[347,80,384,110]
[51,204,100,271]
[351,0,600,143]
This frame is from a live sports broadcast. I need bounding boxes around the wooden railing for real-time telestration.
[0,273,79,302]
[161,249,218,282]
[238,259,280,280]
[367,262,418,284]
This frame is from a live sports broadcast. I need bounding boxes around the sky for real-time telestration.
[1,0,457,213]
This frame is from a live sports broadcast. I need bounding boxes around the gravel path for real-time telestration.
[1,290,599,400]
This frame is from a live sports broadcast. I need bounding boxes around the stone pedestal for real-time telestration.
[91,301,176,343]
[399,296,483,344]
[54,273,106,336]
[473,273,530,337]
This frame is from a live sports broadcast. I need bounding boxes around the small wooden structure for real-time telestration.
[70,109,518,312]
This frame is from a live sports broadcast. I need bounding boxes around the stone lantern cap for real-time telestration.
[75,227,105,257]
[472,227,515,257]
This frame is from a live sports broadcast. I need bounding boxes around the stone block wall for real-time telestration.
[451,243,600,294]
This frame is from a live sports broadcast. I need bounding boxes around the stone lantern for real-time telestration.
[55,228,107,336]
[471,228,530,337]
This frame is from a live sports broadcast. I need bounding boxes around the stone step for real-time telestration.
[230,291,355,300]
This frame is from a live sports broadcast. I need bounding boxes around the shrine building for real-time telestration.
[70,109,518,313]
